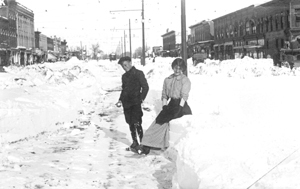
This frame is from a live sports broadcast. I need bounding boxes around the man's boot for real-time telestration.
[134,122,143,143]
[129,124,139,148]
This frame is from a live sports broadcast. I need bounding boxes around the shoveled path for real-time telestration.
[0,77,175,189]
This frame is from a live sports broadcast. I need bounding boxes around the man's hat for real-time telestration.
[118,56,131,65]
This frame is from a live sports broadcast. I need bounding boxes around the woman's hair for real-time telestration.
[171,58,186,72]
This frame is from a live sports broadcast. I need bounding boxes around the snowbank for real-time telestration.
[1,56,300,188]
[0,61,106,144]
[171,57,300,189]
[135,56,300,188]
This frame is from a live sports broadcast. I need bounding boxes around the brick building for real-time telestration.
[0,0,17,66]
[16,1,34,65]
[213,0,300,61]
[162,30,176,51]
[188,20,214,59]
[0,6,9,65]
[161,30,181,57]
[47,37,54,51]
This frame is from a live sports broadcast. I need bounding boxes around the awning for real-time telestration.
[233,46,244,49]
[244,45,263,49]
[196,40,214,44]
[280,48,300,52]
[16,46,26,50]
[224,41,234,46]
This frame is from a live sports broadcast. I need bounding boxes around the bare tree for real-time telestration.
[91,43,103,60]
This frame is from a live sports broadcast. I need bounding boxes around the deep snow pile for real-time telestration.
[0,58,107,145]
[133,56,300,188]
[147,57,300,189]
[1,56,300,188]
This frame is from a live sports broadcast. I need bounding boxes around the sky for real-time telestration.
[1,56,300,188]
[16,0,271,53]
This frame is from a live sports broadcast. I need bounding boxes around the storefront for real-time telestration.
[224,41,234,59]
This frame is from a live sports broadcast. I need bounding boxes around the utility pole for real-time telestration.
[121,37,123,57]
[110,1,146,65]
[141,0,146,66]
[124,30,126,56]
[129,19,132,59]
[181,0,187,76]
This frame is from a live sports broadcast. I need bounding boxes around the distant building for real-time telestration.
[152,46,162,56]
[188,20,214,59]
[60,39,67,56]
[47,37,54,51]
[161,30,179,57]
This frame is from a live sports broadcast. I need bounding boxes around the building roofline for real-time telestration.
[16,2,33,13]
[161,30,175,37]
[212,5,254,21]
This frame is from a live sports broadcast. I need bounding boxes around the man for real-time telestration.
[116,56,149,151]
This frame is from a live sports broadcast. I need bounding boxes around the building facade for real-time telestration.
[0,5,9,65]
[161,30,176,51]
[15,1,34,65]
[161,30,181,57]
[0,0,17,66]
[47,37,54,51]
[188,20,214,59]
[60,39,67,56]
[213,0,300,61]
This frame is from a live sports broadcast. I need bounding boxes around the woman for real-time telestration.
[137,58,192,155]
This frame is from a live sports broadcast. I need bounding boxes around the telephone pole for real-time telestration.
[141,0,145,66]
[110,0,146,65]
[181,0,187,76]
[129,19,132,59]
[124,30,126,56]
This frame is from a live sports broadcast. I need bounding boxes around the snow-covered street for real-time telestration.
[1,56,300,189]
[0,92,174,189]
[0,58,175,189]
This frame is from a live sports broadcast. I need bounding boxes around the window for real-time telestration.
[239,23,244,36]
[286,11,290,28]
[281,39,284,48]
[234,27,237,37]
[246,22,250,35]
[269,16,273,31]
[296,9,300,27]
[275,14,279,30]
[280,13,284,29]
[252,24,256,34]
